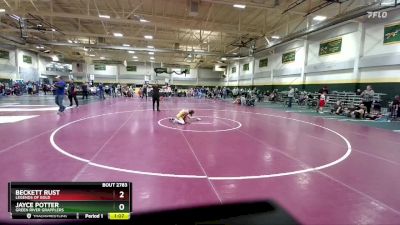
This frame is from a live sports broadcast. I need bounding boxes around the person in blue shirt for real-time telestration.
[54,77,66,114]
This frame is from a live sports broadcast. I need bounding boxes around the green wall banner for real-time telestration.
[259,58,268,67]
[384,22,400,45]
[0,50,9,59]
[93,60,122,64]
[94,64,106,70]
[23,55,32,64]
[126,65,137,72]
[243,63,249,71]
[282,51,296,64]
[319,37,342,56]
[181,68,190,74]
[154,68,167,73]
[231,67,236,73]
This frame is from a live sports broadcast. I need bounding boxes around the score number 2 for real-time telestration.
[118,191,126,211]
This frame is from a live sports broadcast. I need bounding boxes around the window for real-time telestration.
[259,58,268,67]
[0,50,9,59]
[231,67,236,73]
[243,63,249,71]
[282,51,296,64]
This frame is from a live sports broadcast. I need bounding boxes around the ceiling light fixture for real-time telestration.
[52,55,59,62]
[148,52,154,55]
[0,9,6,13]
[150,57,155,60]
[313,15,327,21]
[89,54,95,57]
[271,36,280,39]
[233,4,246,9]
[100,56,105,60]
[132,56,138,59]
[147,46,154,49]
[128,51,135,54]
[51,28,56,32]
[134,59,139,62]
[99,14,110,19]
[140,19,149,23]
[144,35,153,39]
[123,44,130,47]
[380,0,396,5]
[113,33,123,37]
[10,14,20,20]
[221,57,227,60]
[67,40,73,43]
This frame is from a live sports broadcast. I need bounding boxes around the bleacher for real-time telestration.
[272,91,386,109]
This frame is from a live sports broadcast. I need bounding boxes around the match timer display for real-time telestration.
[8,182,132,220]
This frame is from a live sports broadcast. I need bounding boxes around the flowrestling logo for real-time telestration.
[367,11,388,19]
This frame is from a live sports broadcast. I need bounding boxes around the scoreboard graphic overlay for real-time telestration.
[8,182,132,220]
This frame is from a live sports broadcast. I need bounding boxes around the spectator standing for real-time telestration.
[222,87,227,99]
[390,95,399,119]
[81,83,89,99]
[152,84,160,111]
[0,82,4,96]
[117,84,122,97]
[142,85,148,100]
[318,91,328,113]
[288,86,295,108]
[98,83,105,100]
[27,82,33,95]
[111,84,117,98]
[42,84,48,95]
[105,85,110,96]
[361,85,375,114]
[54,77,66,114]
[67,80,79,107]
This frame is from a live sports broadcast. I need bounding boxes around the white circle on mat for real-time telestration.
[49,109,352,180]
[157,116,242,132]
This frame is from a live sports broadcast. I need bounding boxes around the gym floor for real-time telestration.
[1,96,400,224]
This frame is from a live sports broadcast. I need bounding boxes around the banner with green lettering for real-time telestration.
[23,55,32,64]
[0,50,9,59]
[126,65,137,72]
[94,64,106,70]
[154,68,168,73]
[384,22,400,45]
[181,67,190,74]
[282,51,295,64]
[319,37,342,56]
[259,58,268,67]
